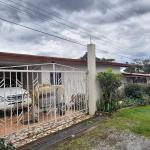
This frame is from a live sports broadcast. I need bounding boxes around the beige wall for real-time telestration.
[40,65,121,83]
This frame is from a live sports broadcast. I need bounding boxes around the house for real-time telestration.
[0,52,131,101]
[0,52,132,144]
[0,52,130,72]
[122,72,150,85]
[0,52,131,87]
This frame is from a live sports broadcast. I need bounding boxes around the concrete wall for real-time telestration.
[70,65,121,73]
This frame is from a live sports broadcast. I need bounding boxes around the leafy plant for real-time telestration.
[124,84,144,99]
[0,139,15,150]
[145,85,150,96]
[96,69,122,113]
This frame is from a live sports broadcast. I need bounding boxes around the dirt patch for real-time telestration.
[93,130,150,150]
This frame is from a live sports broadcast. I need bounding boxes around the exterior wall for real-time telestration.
[40,65,87,104]
[146,77,150,84]
[41,66,52,84]
[123,76,150,85]
[69,65,121,73]
[40,64,121,105]
[40,65,121,85]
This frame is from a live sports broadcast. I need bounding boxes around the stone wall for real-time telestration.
[4,113,90,148]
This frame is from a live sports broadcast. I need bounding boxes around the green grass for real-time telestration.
[52,105,150,150]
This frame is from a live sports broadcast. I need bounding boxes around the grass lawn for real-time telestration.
[52,105,150,150]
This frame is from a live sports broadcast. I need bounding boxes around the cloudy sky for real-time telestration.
[0,0,150,62]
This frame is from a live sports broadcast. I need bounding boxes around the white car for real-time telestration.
[0,78,32,111]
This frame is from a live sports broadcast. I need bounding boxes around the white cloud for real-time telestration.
[0,0,150,63]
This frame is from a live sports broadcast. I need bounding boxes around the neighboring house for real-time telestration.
[122,72,150,85]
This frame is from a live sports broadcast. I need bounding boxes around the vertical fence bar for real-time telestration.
[41,72,44,123]
[72,73,75,114]
[49,72,52,121]
[32,72,35,123]
[37,72,40,123]
[80,73,82,112]
[16,71,19,133]
[45,72,48,122]
[21,72,24,129]
[70,72,73,115]
[3,72,6,136]
[9,71,13,134]
[26,66,30,129]
[85,72,88,114]
[53,64,56,122]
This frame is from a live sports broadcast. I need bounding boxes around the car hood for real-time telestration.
[0,87,27,98]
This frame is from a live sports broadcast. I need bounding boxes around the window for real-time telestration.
[50,73,62,85]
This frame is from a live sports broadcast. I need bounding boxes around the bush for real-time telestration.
[120,94,150,108]
[145,85,150,96]
[96,69,122,113]
[0,139,15,150]
[124,84,144,99]
[142,94,150,105]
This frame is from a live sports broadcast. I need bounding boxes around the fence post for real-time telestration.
[87,44,97,115]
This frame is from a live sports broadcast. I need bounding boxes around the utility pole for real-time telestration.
[87,43,97,115]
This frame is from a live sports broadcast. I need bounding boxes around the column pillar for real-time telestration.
[87,44,97,115]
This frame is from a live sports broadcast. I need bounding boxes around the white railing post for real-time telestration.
[87,44,97,115]
[53,63,57,122]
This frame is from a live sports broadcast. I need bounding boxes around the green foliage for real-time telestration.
[125,59,150,74]
[145,85,150,96]
[80,52,115,62]
[96,69,122,113]
[120,94,150,108]
[124,84,144,99]
[0,139,15,150]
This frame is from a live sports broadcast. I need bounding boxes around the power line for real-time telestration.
[6,0,137,51]
[0,1,141,60]
[96,48,135,60]
[6,0,143,56]
[0,0,81,35]
[0,16,138,61]
[0,0,82,40]
[6,0,87,36]
[0,16,86,46]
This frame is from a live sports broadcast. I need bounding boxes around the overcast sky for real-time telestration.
[0,0,150,62]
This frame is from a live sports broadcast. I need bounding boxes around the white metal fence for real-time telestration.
[0,63,88,137]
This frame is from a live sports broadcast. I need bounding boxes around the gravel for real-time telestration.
[93,130,150,150]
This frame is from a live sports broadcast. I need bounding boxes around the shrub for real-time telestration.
[124,84,144,99]
[145,85,150,96]
[142,94,150,105]
[0,139,15,150]
[120,98,136,107]
[97,69,122,113]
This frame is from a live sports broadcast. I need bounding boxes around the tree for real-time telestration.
[125,59,150,74]
[97,69,122,113]
[80,52,115,62]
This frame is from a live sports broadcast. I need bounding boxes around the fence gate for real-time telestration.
[0,63,89,147]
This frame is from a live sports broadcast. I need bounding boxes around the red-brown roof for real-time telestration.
[0,52,130,67]
[122,72,150,77]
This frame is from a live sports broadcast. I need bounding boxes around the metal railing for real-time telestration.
[0,63,88,137]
